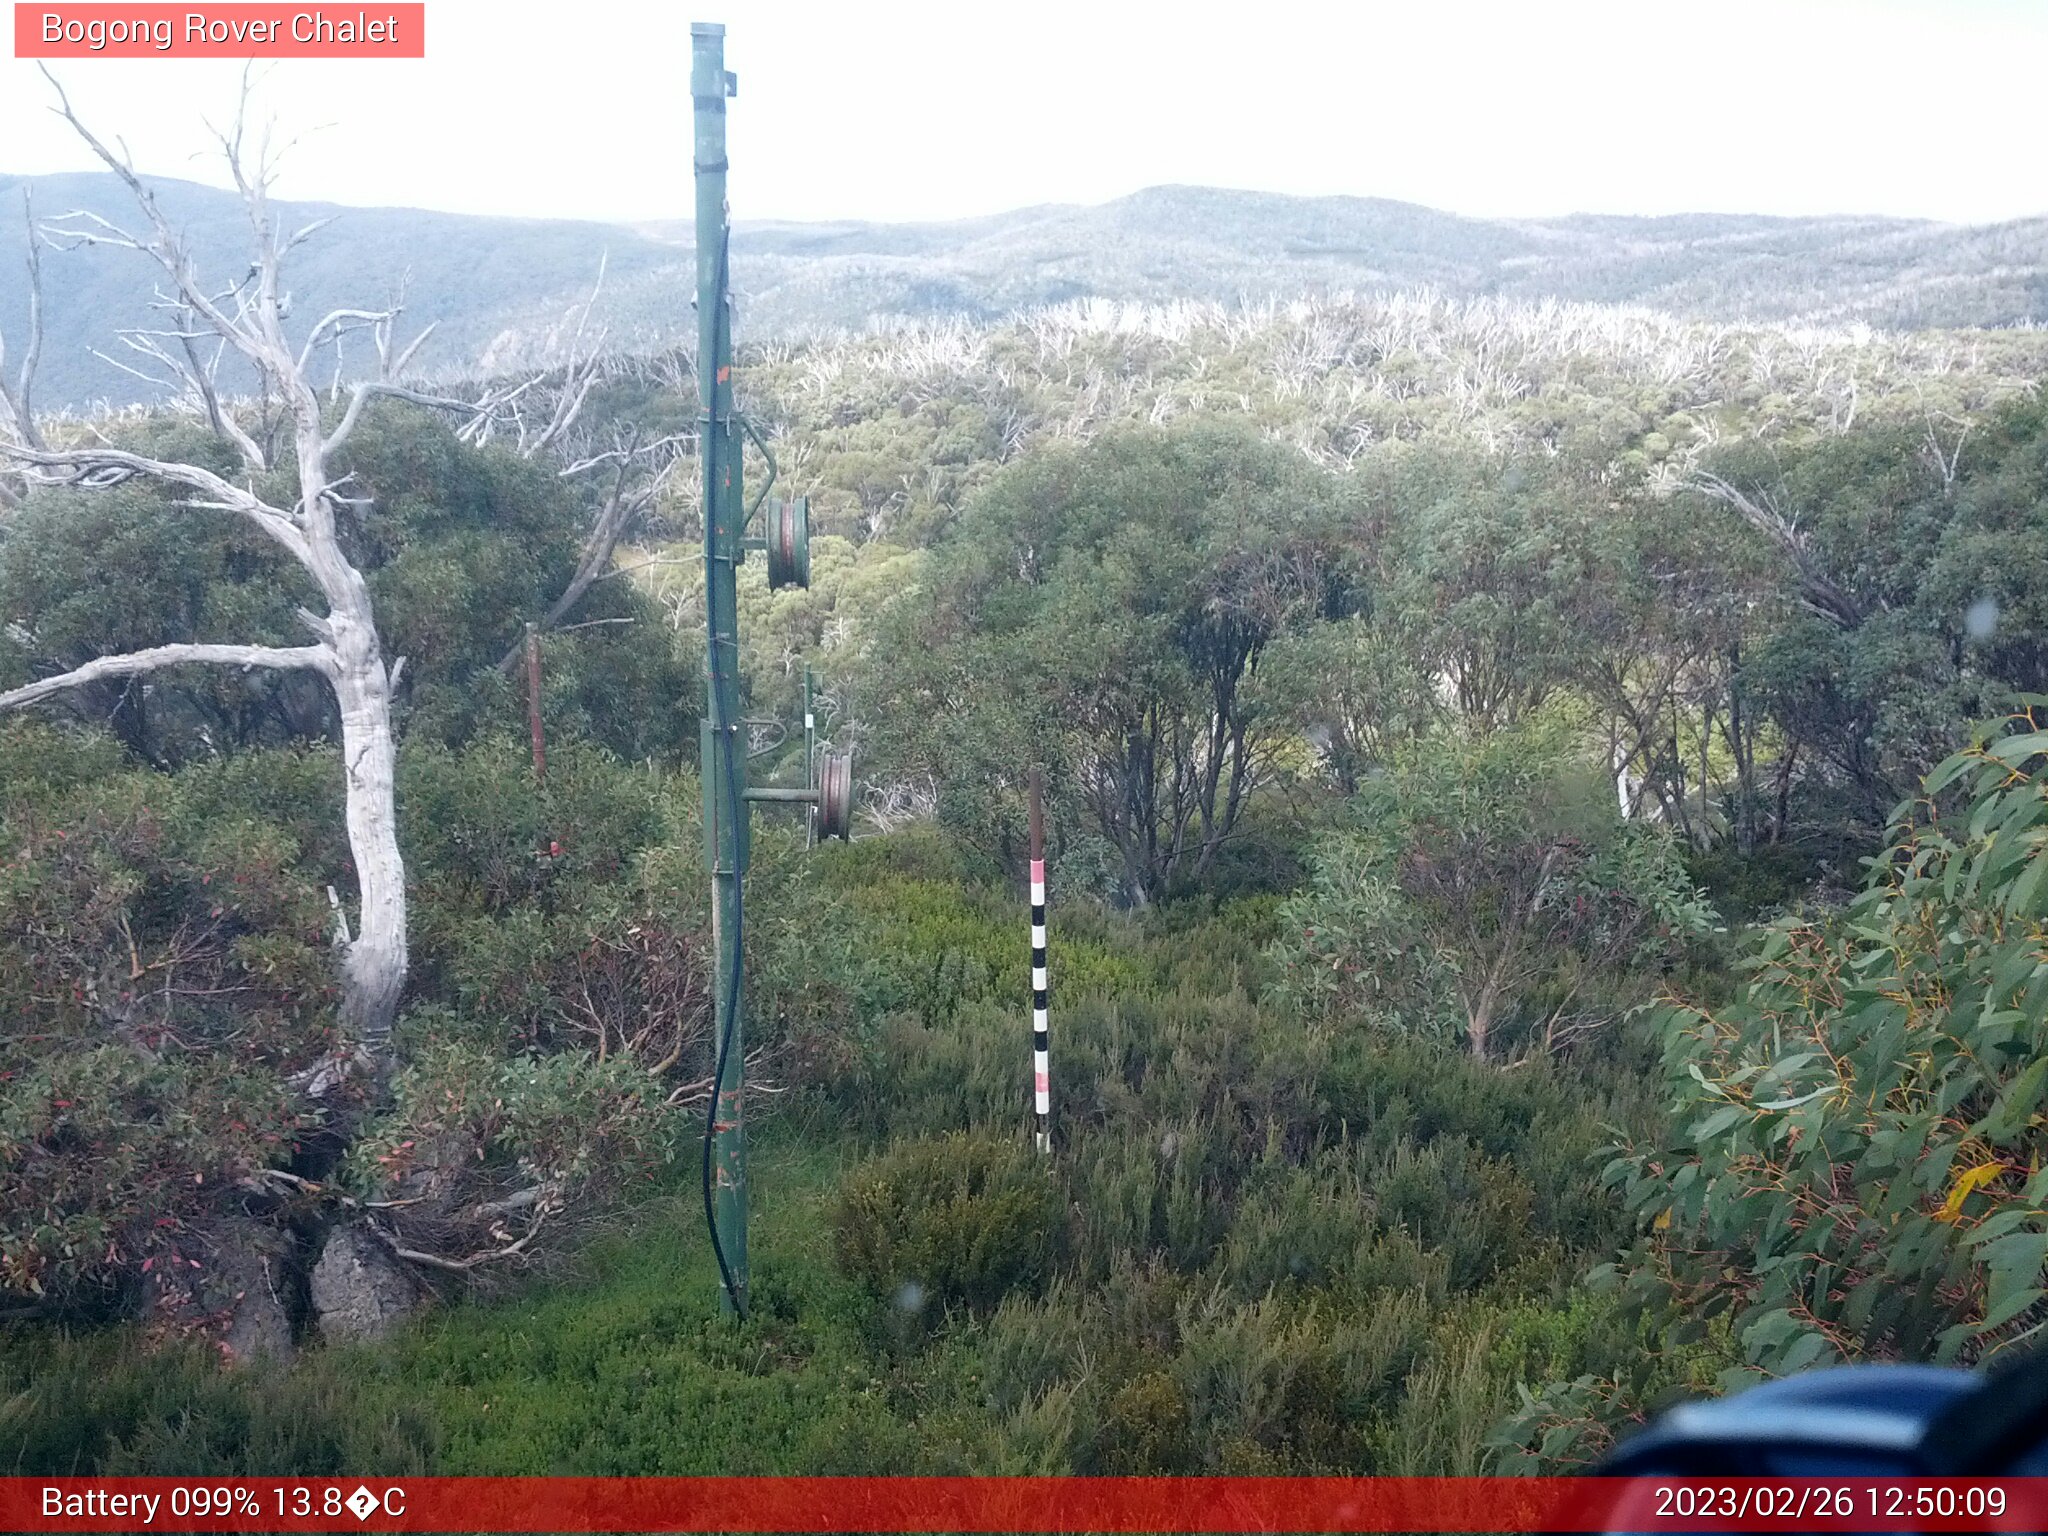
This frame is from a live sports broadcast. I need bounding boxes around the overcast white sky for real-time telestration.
[3,0,2044,226]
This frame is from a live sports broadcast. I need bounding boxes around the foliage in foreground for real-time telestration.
[1,1143,991,1478]
[1507,703,2048,1464]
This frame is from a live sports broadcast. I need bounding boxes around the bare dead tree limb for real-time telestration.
[0,642,332,712]
[323,379,493,457]
[0,188,48,509]
[1687,471,1869,629]
[1921,410,1972,494]
[520,253,608,460]
[492,425,687,673]
[5,443,314,560]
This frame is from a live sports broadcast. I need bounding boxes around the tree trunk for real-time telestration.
[1611,730,1634,819]
[1466,957,1510,1062]
[329,585,407,1063]
[1772,740,1799,844]
[1467,993,1494,1062]
[1727,643,1757,855]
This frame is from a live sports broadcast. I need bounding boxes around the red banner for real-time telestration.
[5,1476,2048,1532]
[13,4,425,58]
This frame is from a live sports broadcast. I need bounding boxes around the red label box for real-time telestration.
[14,4,425,57]
[6,1476,2048,1533]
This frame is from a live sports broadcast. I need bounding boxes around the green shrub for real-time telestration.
[0,720,128,802]
[1504,707,2048,1464]
[1270,724,1715,1061]
[1067,1117,1230,1278]
[1374,1323,1509,1475]
[0,1330,434,1475]
[0,733,335,1309]
[1370,1139,1535,1293]
[1095,1370,1192,1471]
[400,736,664,919]
[834,1133,1064,1315]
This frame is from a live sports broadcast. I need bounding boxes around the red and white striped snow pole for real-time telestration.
[1028,765,1050,1153]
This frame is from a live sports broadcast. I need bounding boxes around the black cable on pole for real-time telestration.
[701,229,745,1318]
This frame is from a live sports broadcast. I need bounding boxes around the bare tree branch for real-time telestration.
[519,254,608,460]
[39,67,281,389]
[490,424,688,672]
[0,442,314,562]
[1687,471,1869,629]
[323,379,490,457]
[0,641,334,712]
[296,306,394,376]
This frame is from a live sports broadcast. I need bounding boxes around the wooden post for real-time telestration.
[525,621,546,783]
[1028,765,1050,1153]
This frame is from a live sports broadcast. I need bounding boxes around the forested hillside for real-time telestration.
[8,171,2048,411]
[5,148,2048,1480]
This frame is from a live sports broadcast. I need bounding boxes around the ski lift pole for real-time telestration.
[688,22,850,1318]
[693,19,748,1319]
[1028,766,1050,1153]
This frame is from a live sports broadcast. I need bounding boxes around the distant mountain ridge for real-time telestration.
[4,173,2046,411]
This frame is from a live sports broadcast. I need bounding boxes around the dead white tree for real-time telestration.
[494,420,690,672]
[1919,409,1972,494]
[0,73,464,1077]
[454,257,608,459]
[0,187,47,507]
[861,773,938,834]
